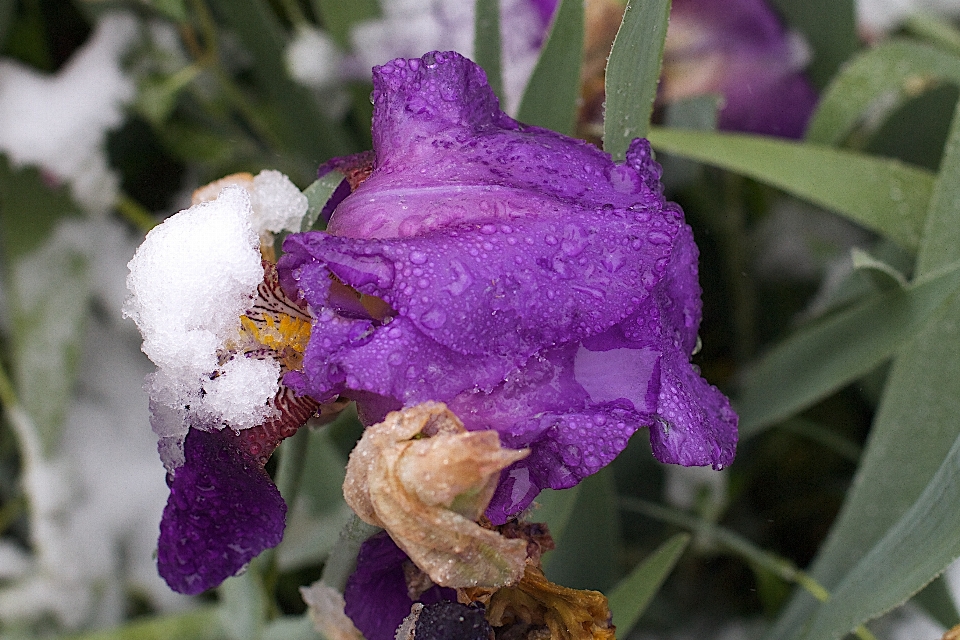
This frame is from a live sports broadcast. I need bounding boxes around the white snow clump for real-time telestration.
[124,182,302,471]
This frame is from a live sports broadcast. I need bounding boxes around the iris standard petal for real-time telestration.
[278,51,738,524]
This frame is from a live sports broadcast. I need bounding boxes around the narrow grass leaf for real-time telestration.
[603,0,671,160]
[769,86,960,640]
[807,40,960,146]
[474,0,503,100]
[647,127,933,250]
[800,430,960,640]
[541,467,622,592]
[517,0,583,135]
[301,172,344,231]
[913,575,960,630]
[607,533,690,636]
[736,264,960,436]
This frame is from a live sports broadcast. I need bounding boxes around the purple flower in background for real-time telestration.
[278,51,737,524]
[661,0,818,138]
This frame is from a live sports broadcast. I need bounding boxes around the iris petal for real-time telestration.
[156,428,286,595]
[278,51,738,524]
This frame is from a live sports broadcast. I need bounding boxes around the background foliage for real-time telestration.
[2,0,960,638]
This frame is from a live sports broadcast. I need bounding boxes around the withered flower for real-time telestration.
[343,402,530,589]
[462,564,616,640]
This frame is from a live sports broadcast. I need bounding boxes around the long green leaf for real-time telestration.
[735,264,960,436]
[770,81,960,640]
[800,430,960,640]
[542,468,622,591]
[473,0,503,100]
[807,40,960,146]
[606,533,690,636]
[516,0,583,135]
[603,0,671,160]
[647,127,934,250]
[60,608,225,640]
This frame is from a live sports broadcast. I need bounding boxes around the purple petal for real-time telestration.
[278,53,738,523]
[326,52,666,239]
[344,532,456,640]
[157,428,286,595]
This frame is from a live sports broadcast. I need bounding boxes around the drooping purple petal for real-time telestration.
[664,0,818,138]
[157,428,286,595]
[279,51,738,524]
[344,532,456,640]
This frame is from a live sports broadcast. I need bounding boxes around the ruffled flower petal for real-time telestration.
[156,428,286,595]
[278,51,737,524]
[343,532,456,640]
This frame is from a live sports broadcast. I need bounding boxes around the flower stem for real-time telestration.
[275,425,311,513]
[116,193,157,233]
[620,497,878,640]
[321,514,382,592]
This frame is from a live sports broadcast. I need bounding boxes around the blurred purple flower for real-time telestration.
[661,0,818,138]
[278,51,737,524]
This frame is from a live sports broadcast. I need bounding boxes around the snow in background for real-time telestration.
[345,0,549,115]
[0,14,136,214]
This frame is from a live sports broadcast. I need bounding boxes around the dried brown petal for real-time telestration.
[465,563,616,640]
[343,402,530,589]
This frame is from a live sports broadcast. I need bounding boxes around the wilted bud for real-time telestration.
[343,402,530,588]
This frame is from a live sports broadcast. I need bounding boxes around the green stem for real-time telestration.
[259,427,312,606]
[116,193,157,233]
[620,498,879,640]
[321,514,381,592]
[275,425,312,510]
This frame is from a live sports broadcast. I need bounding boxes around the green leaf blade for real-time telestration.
[800,431,960,640]
[516,0,583,135]
[769,83,960,640]
[474,0,504,100]
[603,0,671,160]
[807,39,960,146]
[647,127,934,250]
[607,533,690,636]
[736,267,960,437]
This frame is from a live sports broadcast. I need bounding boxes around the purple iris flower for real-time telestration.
[662,0,818,138]
[277,51,737,524]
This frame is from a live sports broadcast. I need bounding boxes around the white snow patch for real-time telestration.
[124,186,280,470]
[0,13,136,214]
